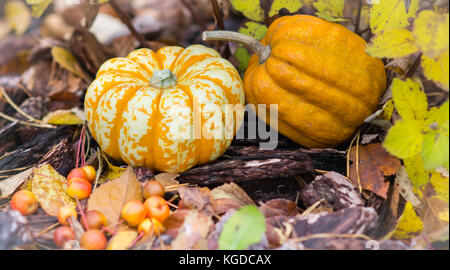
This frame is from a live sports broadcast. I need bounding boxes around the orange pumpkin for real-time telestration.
[85,45,245,173]
[204,15,386,148]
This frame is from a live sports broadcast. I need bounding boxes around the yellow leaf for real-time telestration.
[430,171,449,202]
[370,0,419,33]
[393,201,423,239]
[50,46,86,79]
[26,0,52,18]
[421,50,449,91]
[269,0,303,17]
[313,0,348,22]
[413,10,449,59]
[230,0,264,22]
[382,99,394,120]
[43,109,84,125]
[438,211,449,223]
[31,164,76,216]
[5,1,31,35]
[87,167,142,226]
[106,229,138,250]
[98,151,127,183]
[366,28,418,58]
[391,78,428,121]
[404,154,430,188]
[383,120,424,160]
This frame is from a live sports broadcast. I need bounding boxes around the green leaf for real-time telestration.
[235,22,268,71]
[383,119,424,159]
[391,78,428,121]
[369,0,419,33]
[269,0,303,17]
[230,0,303,22]
[412,10,449,59]
[421,50,449,91]
[235,46,251,71]
[421,131,449,171]
[366,28,419,58]
[313,0,348,22]
[230,0,264,22]
[425,100,449,127]
[218,205,266,250]
[239,21,268,40]
[404,154,430,188]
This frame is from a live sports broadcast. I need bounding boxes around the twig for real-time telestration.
[355,131,362,193]
[0,87,48,125]
[291,233,373,243]
[406,53,422,78]
[209,0,230,58]
[108,0,151,50]
[354,0,363,35]
[210,0,225,30]
[0,111,55,129]
[180,0,207,29]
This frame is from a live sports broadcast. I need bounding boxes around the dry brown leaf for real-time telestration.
[349,143,401,198]
[259,199,299,218]
[212,198,243,215]
[0,168,33,199]
[106,229,138,250]
[211,182,255,206]
[178,186,215,216]
[31,164,76,216]
[154,173,179,187]
[162,209,191,238]
[87,167,142,226]
[170,210,214,250]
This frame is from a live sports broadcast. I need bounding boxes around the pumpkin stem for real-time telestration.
[202,31,271,63]
[150,70,178,89]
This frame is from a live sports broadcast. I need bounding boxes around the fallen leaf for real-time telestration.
[0,168,33,199]
[43,108,84,125]
[395,166,422,208]
[430,171,449,202]
[106,229,138,250]
[218,205,266,250]
[349,143,401,198]
[31,164,76,216]
[50,46,87,79]
[162,209,191,238]
[212,198,243,215]
[178,186,215,216]
[393,201,423,239]
[171,210,214,250]
[98,151,127,183]
[5,1,31,35]
[211,182,255,206]
[88,167,143,226]
[259,199,298,218]
[154,173,179,187]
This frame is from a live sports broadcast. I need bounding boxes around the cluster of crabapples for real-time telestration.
[54,172,170,249]
[10,165,96,216]
[121,180,169,237]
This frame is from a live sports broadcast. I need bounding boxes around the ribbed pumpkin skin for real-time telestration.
[85,45,245,173]
[244,15,386,148]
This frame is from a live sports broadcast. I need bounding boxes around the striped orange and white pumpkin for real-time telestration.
[85,45,245,173]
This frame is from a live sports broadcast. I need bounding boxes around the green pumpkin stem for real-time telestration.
[149,70,178,89]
